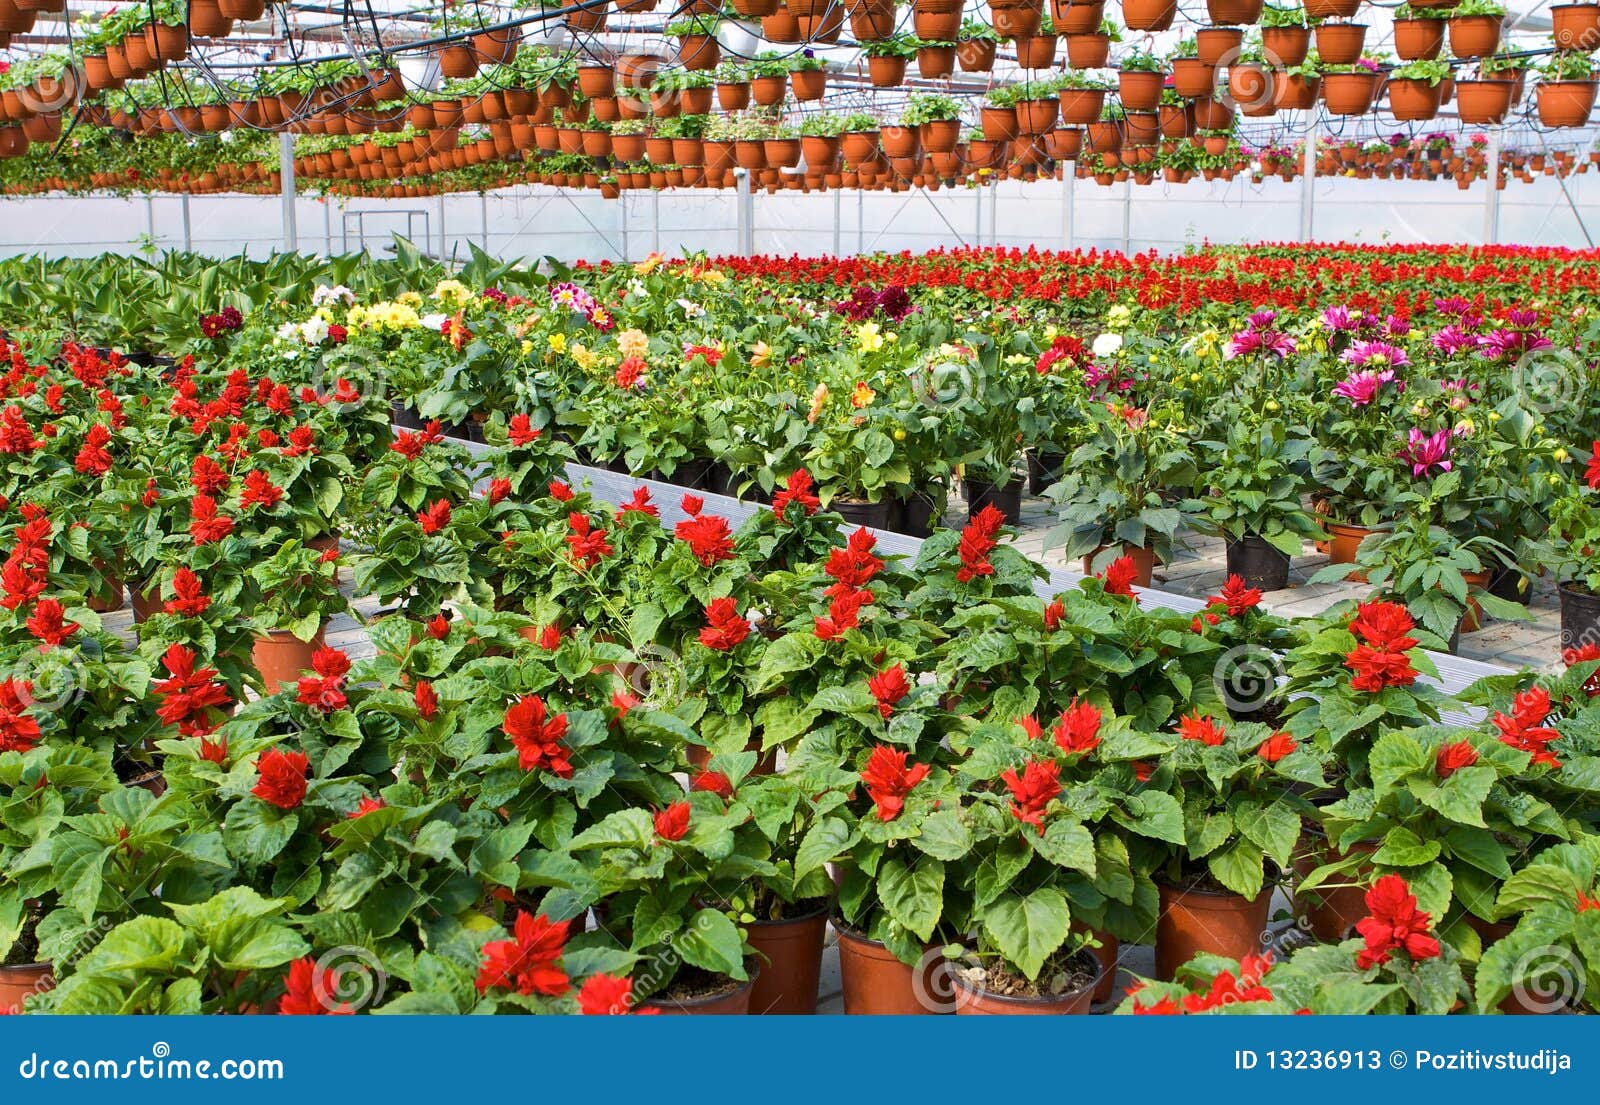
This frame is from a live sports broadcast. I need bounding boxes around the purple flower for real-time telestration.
[1341,340,1410,370]
[1399,427,1454,477]
[1433,296,1472,316]
[1384,315,1411,339]
[1332,369,1395,407]
[1321,306,1359,332]
[1226,328,1296,360]
[1246,309,1278,331]
[1431,325,1477,355]
[1478,328,1553,360]
[1504,308,1539,329]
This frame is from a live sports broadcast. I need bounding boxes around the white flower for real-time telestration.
[298,317,330,345]
[1092,333,1123,358]
[676,298,705,318]
[312,284,355,307]
[275,321,300,341]
[420,312,449,332]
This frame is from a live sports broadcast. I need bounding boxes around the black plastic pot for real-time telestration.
[389,400,423,431]
[1027,450,1067,495]
[1488,564,1533,606]
[834,499,895,530]
[1560,582,1600,654]
[1224,535,1291,592]
[965,477,1024,525]
[701,461,732,495]
[670,457,715,490]
[895,490,941,538]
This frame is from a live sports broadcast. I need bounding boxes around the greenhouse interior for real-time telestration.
[1,0,1600,1033]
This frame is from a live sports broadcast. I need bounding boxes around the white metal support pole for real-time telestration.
[480,193,490,251]
[857,187,864,255]
[1300,113,1318,242]
[1120,175,1132,254]
[144,195,155,249]
[651,189,661,254]
[437,194,447,260]
[974,180,983,244]
[832,186,841,256]
[1061,164,1075,250]
[989,179,999,247]
[323,200,332,256]
[180,193,192,252]
[1484,129,1501,245]
[734,168,754,256]
[278,133,297,252]
[619,191,629,262]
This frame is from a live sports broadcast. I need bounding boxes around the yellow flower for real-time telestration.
[633,252,665,275]
[618,328,649,359]
[850,381,876,409]
[571,343,598,371]
[807,382,829,423]
[548,333,567,353]
[520,339,534,356]
[1107,304,1133,329]
[397,291,423,308]
[750,341,773,369]
[432,279,471,306]
[856,322,884,353]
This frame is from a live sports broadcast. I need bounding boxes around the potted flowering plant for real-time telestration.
[245,539,352,691]
[1477,838,1600,1013]
[1186,417,1320,591]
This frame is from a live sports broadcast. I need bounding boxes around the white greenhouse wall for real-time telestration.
[0,172,1595,261]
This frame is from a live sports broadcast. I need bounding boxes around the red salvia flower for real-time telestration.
[564,513,613,570]
[619,487,658,517]
[414,680,439,720]
[475,911,570,996]
[579,973,655,1015]
[150,644,232,738]
[295,647,351,714]
[1257,732,1297,762]
[73,423,113,475]
[824,528,884,595]
[860,744,931,822]
[508,413,540,446]
[1002,759,1062,834]
[198,736,227,764]
[868,664,911,718]
[955,505,1005,583]
[1562,641,1600,697]
[487,477,511,504]
[417,498,452,535]
[1100,555,1140,597]
[698,597,750,650]
[680,494,704,516]
[503,694,573,777]
[1053,699,1102,755]
[654,802,691,842]
[349,796,386,819]
[1492,685,1562,768]
[24,598,78,649]
[426,614,451,640]
[1043,598,1065,631]
[163,568,211,616]
[190,453,229,496]
[1435,739,1478,778]
[252,747,310,810]
[675,513,735,567]
[1349,600,1419,651]
[1355,873,1441,969]
[238,469,284,510]
[1209,574,1263,615]
[278,957,354,1015]
[1178,712,1227,746]
[549,480,574,502]
[814,587,872,640]
[771,469,821,523]
[188,495,234,545]
[0,679,41,753]
[691,770,733,798]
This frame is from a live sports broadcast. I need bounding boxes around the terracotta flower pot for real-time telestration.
[1536,80,1598,128]
[1170,58,1217,98]
[1294,837,1377,941]
[1156,881,1271,980]
[252,627,327,695]
[836,924,953,1014]
[1394,16,1445,60]
[1261,25,1310,67]
[1064,30,1111,68]
[745,902,829,1014]
[1121,0,1175,30]
[1013,34,1058,68]
[0,961,52,1013]
[1552,2,1600,49]
[1058,87,1106,124]
[1388,77,1443,121]
[1447,13,1502,58]
[1455,78,1514,123]
[1118,69,1164,111]
[1315,21,1367,64]
[1325,519,1383,567]
[1321,71,1381,115]
[951,949,1102,1015]
[642,971,756,1014]
[1081,542,1156,585]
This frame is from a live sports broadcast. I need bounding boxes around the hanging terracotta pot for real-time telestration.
[1302,0,1359,16]
[1204,0,1262,23]
[1314,21,1367,65]
[1536,79,1598,127]
[916,44,957,79]
[1014,34,1058,67]
[1448,13,1502,57]
[1117,68,1164,110]
[436,45,479,79]
[1260,24,1310,66]
[1393,16,1445,59]
[1065,30,1111,67]
[677,34,721,71]
[187,0,234,37]
[1155,880,1271,980]
[1321,71,1381,115]
[1120,0,1176,30]
[1170,58,1216,98]
[1388,77,1443,120]
[1552,2,1600,49]
[1454,77,1514,122]
[1053,0,1103,33]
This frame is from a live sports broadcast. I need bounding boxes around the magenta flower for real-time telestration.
[1399,428,1454,477]
[1226,328,1296,360]
[1341,340,1410,370]
[1333,369,1395,407]
[1478,328,1553,360]
[1431,326,1478,356]
[1321,306,1360,332]
[1246,309,1278,331]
